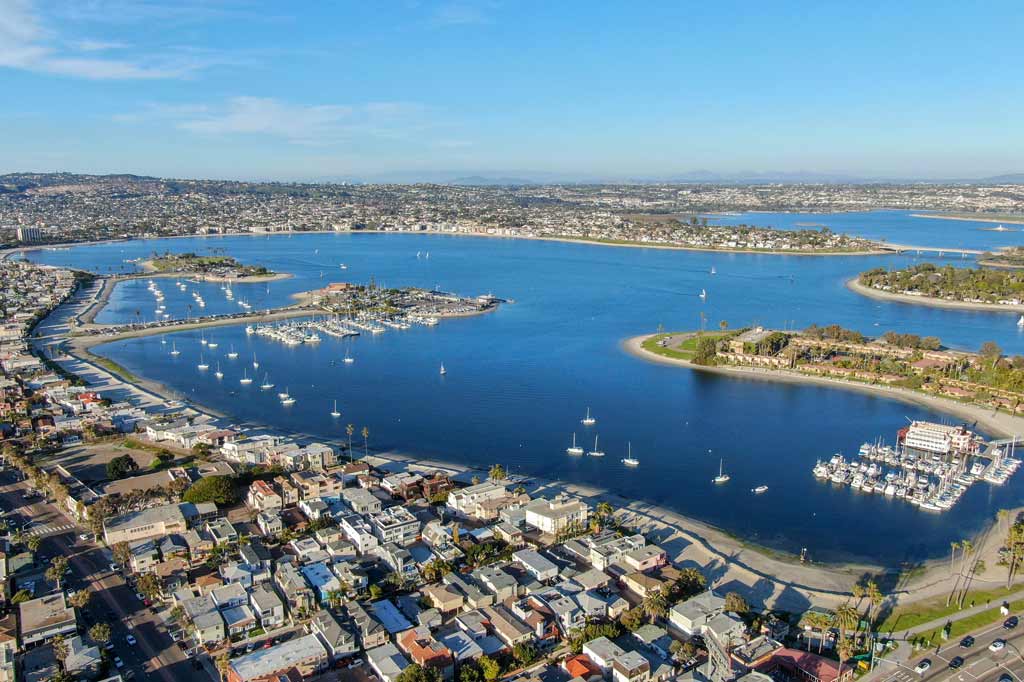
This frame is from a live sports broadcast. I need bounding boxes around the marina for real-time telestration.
[813,421,1021,512]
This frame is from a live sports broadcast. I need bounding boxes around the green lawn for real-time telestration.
[880,586,1019,632]
[914,598,1024,644]
[641,330,734,362]
[93,356,138,382]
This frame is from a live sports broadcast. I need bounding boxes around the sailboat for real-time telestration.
[169,342,180,356]
[227,345,238,359]
[278,387,291,400]
[343,349,354,364]
[621,442,639,467]
[200,332,207,345]
[239,370,253,385]
[253,353,259,369]
[260,374,275,390]
[214,362,223,379]
[712,459,730,484]
[588,435,605,457]
[699,288,707,300]
[197,355,209,371]
[281,390,296,406]
[207,339,218,349]
[581,407,596,426]
[710,266,717,275]
[752,485,768,494]
[1017,315,1024,329]
[566,433,584,456]
[439,362,447,375]
[160,337,167,345]
[331,400,341,418]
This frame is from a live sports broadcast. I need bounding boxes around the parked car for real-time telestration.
[79,533,91,541]
[949,656,964,669]
[990,639,1006,652]
[126,635,137,646]
[1004,616,1019,630]
[114,658,124,669]
[914,660,931,674]
[960,635,975,648]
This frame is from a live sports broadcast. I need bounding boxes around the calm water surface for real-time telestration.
[26,214,1024,565]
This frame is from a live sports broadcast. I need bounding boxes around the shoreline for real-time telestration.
[846,277,1024,313]
[139,258,293,283]
[911,213,1024,226]
[622,334,1024,439]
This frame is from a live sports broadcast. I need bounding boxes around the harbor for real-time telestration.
[813,420,1021,512]
[244,311,442,346]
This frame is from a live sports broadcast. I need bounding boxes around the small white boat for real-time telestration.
[227,345,238,359]
[567,433,584,456]
[253,353,259,369]
[343,350,354,364]
[581,407,596,426]
[439,362,447,375]
[339,263,348,270]
[699,288,707,300]
[752,485,768,494]
[1017,315,1024,328]
[711,266,716,275]
[207,341,218,349]
[239,370,252,385]
[281,396,296,406]
[713,458,730,484]
[169,342,180,356]
[200,332,207,346]
[214,363,223,379]
[160,338,167,345]
[588,435,605,457]
[260,375,275,390]
[331,400,341,418]
[278,388,291,400]
[621,442,639,467]
[197,355,209,370]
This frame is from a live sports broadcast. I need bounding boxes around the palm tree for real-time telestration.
[69,589,92,609]
[326,589,344,608]
[641,589,668,622]
[361,426,369,458]
[804,612,831,653]
[89,623,111,647]
[346,424,354,461]
[215,653,230,682]
[947,541,960,606]
[27,535,40,552]
[833,604,860,640]
[866,581,883,624]
[51,634,68,665]
[851,583,865,608]
[46,556,69,590]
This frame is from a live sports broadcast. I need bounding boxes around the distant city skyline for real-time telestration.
[2,0,1023,181]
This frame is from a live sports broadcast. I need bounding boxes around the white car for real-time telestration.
[126,635,137,646]
[990,639,1006,652]
[914,660,931,674]
[79,533,91,541]
[109,563,119,572]
[135,592,145,601]
[114,657,124,669]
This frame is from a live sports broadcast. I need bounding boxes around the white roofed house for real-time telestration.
[670,590,726,636]
[523,495,590,537]
[513,549,559,582]
[300,561,343,604]
[446,480,528,521]
[257,511,283,537]
[301,442,337,470]
[249,584,286,629]
[226,634,328,682]
[376,542,418,580]
[584,636,627,675]
[369,505,420,546]
[339,513,379,554]
[341,486,382,514]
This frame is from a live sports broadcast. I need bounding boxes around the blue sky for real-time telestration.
[2,0,1022,181]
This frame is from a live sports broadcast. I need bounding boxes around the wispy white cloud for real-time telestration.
[0,0,227,79]
[118,97,430,146]
[430,1,497,27]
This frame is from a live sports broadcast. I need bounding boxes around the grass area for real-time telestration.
[640,330,735,362]
[914,598,1024,644]
[92,356,138,382]
[880,586,1019,632]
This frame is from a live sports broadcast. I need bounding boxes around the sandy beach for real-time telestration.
[622,334,1024,439]
[846,277,1024,313]
[911,213,1024,226]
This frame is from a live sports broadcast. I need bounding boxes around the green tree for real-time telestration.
[488,464,506,480]
[619,607,646,631]
[512,641,538,667]
[112,541,132,566]
[692,335,719,365]
[137,573,162,601]
[459,663,482,682]
[215,653,231,682]
[106,454,138,480]
[47,670,73,682]
[369,584,384,600]
[396,664,442,682]
[804,611,831,653]
[361,426,370,458]
[642,589,668,622]
[89,622,111,646]
[479,656,501,682]
[69,589,92,609]
[724,591,750,614]
[27,535,41,552]
[46,556,69,590]
[346,424,355,460]
[182,475,237,504]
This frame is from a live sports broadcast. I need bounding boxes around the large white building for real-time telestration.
[903,421,979,456]
[523,496,590,535]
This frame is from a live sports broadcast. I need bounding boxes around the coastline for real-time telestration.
[846,277,1024,313]
[622,334,1024,439]
[911,213,1024,226]
[139,259,293,283]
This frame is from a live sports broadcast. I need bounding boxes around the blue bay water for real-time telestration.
[26,214,1024,565]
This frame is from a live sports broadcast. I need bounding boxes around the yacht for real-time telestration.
[1018,315,1024,329]
[239,370,253,385]
[713,459,730,484]
[207,340,218,349]
[439,363,447,375]
[339,263,348,270]
[581,407,596,426]
[278,388,291,400]
[711,266,717,275]
[587,435,605,457]
[197,355,209,371]
[200,333,207,346]
[621,442,639,467]
[343,350,355,364]
[253,353,259,369]
[260,375,275,390]
[752,485,768,494]
[699,288,707,300]
[281,395,296,406]
[566,433,584,456]
[227,345,238,359]
[160,337,167,345]
[169,342,180,356]
[331,400,341,418]
[214,363,223,379]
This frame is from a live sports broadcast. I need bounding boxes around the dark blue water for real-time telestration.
[26,221,1024,565]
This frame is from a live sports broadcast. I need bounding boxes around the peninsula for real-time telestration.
[855,263,1024,310]
[625,325,1024,438]
[141,251,290,282]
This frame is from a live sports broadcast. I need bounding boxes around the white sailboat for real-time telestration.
[439,362,447,375]
[253,353,259,369]
[331,400,341,418]
[227,345,238,359]
[260,374,275,390]
[160,337,167,345]
[169,342,180,356]
[200,332,207,345]
[207,339,218,349]
[711,266,716,275]
[712,458,730,484]
[281,396,296,406]
[343,349,354,364]
[588,435,605,457]
[278,387,291,400]
[1017,315,1024,328]
[567,433,584,456]
[621,442,639,467]
[699,288,707,300]
[214,362,223,379]
[197,355,209,370]
[581,407,596,426]
[752,485,768,494]
[239,370,252,385]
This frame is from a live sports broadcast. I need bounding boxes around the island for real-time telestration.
[853,263,1024,310]
[979,247,1024,268]
[141,252,290,282]
[626,324,1024,437]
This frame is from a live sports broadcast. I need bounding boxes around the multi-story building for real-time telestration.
[246,480,283,513]
[523,496,590,536]
[226,634,328,682]
[103,504,188,545]
[369,506,420,546]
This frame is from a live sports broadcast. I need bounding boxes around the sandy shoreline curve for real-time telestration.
[622,334,1024,439]
[846,277,1024,313]
[911,213,1024,226]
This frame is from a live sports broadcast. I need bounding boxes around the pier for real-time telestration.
[878,243,986,257]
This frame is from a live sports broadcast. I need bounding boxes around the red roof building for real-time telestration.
[757,648,853,682]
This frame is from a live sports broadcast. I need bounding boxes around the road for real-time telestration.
[875,617,1024,682]
[0,467,212,682]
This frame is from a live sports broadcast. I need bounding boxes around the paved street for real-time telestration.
[875,618,1024,682]
[0,467,214,682]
